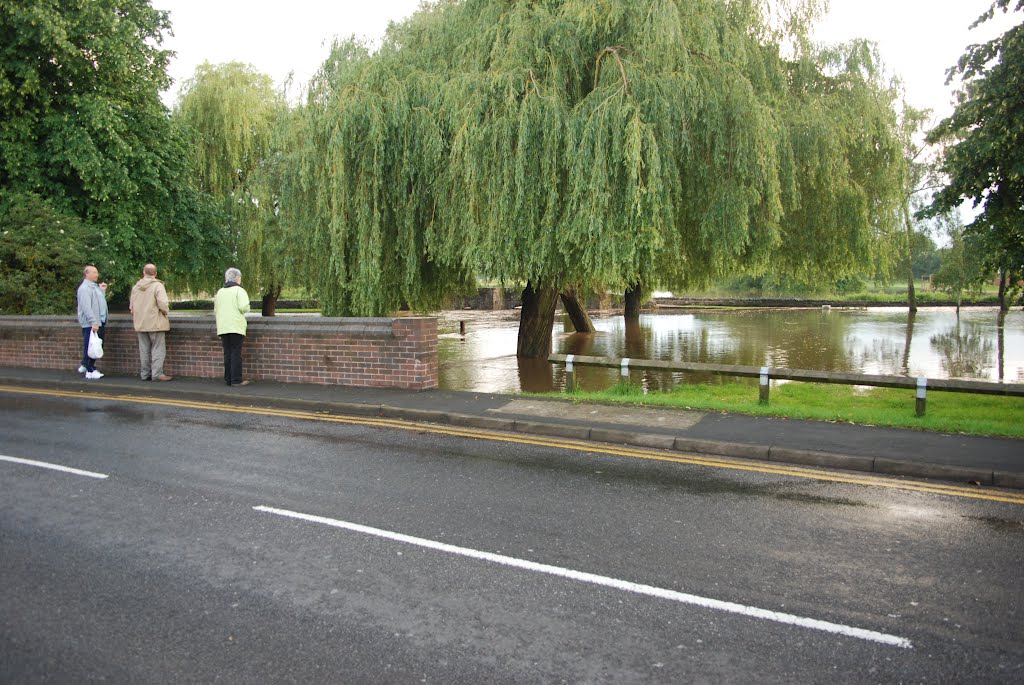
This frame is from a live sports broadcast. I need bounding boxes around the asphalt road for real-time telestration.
[1,391,1022,683]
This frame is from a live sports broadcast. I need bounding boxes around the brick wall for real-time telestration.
[0,315,438,390]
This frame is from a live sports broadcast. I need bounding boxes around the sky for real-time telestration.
[157,0,423,105]
[157,0,1020,123]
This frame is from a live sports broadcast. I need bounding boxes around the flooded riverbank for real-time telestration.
[437,307,1024,394]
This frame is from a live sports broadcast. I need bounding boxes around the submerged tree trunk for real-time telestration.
[997,309,1006,382]
[624,282,643,322]
[907,271,917,312]
[560,287,595,333]
[516,356,555,393]
[903,204,917,313]
[998,268,1009,314]
[900,311,916,376]
[517,283,561,358]
[624,319,646,358]
[261,285,282,317]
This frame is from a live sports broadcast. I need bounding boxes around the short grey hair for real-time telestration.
[224,267,242,283]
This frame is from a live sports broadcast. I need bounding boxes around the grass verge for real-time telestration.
[539,381,1024,439]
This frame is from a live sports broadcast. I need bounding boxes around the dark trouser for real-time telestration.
[220,333,245,385]
[81,325,105,372]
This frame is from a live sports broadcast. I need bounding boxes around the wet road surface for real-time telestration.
[1,392,1022,682]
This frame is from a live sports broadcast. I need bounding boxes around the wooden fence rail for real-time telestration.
[548,354,1024,416]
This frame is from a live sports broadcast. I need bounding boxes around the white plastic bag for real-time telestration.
[88,330,104,359]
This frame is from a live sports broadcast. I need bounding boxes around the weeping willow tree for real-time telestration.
[894,104,933,313]
[301,0,904,356]
[173,62,292,307]
[244,103,311,314]
[291,38,476,317]
[761,39,905,288]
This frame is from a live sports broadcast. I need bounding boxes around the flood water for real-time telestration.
[436,307,1024,394]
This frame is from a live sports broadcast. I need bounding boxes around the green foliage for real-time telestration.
[910,230,940,278]
[933,213,987,305]
[299,0,904,316]
[296,38,475,315]
[174,62,282,196]
[833,275,865,295]
[769,39,905,285]
[607,381,645,397]
[718,274,768,295]
[0,0,218,297]
[173,62,300,299]
[0,194,98,314]
[890,103,941,308]
[927,1,1024,290]
[243,106,305,299]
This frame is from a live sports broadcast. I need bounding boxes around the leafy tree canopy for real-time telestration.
[174,62,284,196]
[173,62,293,298]
[910,230,940,278]
[297,37,475,316]
[0,0,218,300]
[927,0,1024,283]
[933,212,987,308]
[299,0,905,317]
[0,193,98,314]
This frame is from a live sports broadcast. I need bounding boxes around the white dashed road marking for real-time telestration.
[0,454,109,480]
[254,504,912,649]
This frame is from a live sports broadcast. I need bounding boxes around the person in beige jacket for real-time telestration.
[129,263,173,381]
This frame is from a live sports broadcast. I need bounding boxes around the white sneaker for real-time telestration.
[78,366,86,373]
[85,370,104,379]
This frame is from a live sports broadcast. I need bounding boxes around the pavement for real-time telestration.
[1,366,1022,489]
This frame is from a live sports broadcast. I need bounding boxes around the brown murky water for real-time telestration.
[436,307,1024,394]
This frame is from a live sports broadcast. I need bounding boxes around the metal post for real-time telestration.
[759,366,770,404]
[916,377,927,417]
[620,357,630,381]
[565,354,576,392]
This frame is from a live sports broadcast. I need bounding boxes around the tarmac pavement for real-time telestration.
[1,366,1021,489]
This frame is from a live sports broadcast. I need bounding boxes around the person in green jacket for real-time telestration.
[213,267,251,386]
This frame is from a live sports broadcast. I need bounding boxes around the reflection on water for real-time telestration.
[516,356,556,393]
[437,307,1024,393]
[930,320,994,380]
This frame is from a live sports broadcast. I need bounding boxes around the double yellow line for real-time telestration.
[3,383,1023,505]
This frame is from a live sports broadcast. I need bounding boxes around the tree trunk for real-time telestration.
[516,356,555,393]
[560,287,596,332]
[998,268,1008,314]
[624,282,643,322]
[900,311,916,376]
[517,283,560,358]
[565,331,596,357]
[903,204,917,313]
[906,272,917,313]
[624,319,646,358]
[261,286,282,317]
[997,309,1006,382]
